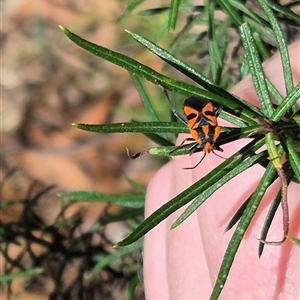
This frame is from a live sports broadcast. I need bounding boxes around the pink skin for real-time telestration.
[144,40,300,300]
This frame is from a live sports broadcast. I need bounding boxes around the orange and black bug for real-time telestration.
[164,91,224,169]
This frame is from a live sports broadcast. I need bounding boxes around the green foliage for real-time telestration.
[59,1,300,298]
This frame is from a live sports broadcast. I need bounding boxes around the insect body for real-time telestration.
[183,97,222,151]
[166,93,224,169]
[127,92,224,169]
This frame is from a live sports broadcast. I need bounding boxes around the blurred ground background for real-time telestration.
[2,0,169,209]
[2,1,173,299]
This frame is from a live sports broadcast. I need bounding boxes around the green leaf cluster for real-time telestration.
[60,0,299,299]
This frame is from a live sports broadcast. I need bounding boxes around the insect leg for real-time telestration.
[169,138,195,154]
[183,152,207,170]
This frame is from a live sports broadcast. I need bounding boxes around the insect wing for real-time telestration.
[183,97,220,127]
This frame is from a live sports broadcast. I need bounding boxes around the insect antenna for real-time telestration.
[212,149,226,160]
[162,88,187,124]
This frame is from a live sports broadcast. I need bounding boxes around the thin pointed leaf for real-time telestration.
[98,208,144,226]
[258,0,294,96]
[60,191,144,208]
[252,31,271,60]
[264,0,300,25]
[168,11,205,53]
[138,7,170,16]
[172,150,268,228]
[60,26,239,105]
[130,74,160,122]
[89,240,143,279]
[215,0,244,27]
[286,235,300,246]
[240,23,274,118]
[126,178,146,193]
[125,30,263,123]
[168,0,181,31]
[128,275,142,300]
[118,0,145,21]
[138,126,269,158]
[205,0,223,83]
[210,162,277,300]
[243,17,275,44]
[281,135,300,182]
[228,0,268,26]
[265,77,284,105]
[73,121,188,134]
[115,138,265,247]
[271,84,300,122]
[0,167,19,190]
[225,199,250,232]
[0,268,43,283]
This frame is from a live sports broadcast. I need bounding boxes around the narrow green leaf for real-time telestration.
[228,0,268,25]
[74,122,265,154]
[147,143,198,157]
[292,109,300,123]
[281,135,300,182]
[0,168,18,190]
[62,23,258,127]
[240,23,274,118]
[89,240,143,279]
[138,7,170,16]
[205,0,223,83]
[245,18,276,45]
[168,0,181,31]
[258,0,294,96]
[265,77,284,105]
[128,275,142,300]
[264,0,300,25]
[227,0,276,44]
[117,0,145,21]
[130,74,160,122]
[73,121,188,134]
[210,162,277,300]
[214,0,244,27]
[277,121,300,132]
[168,11,205,53]
[172,150,268,228]
[271,84,300,122]
[125,30,263,123]
[0,268,43,283]
[98,207,144,226]
[132,126,268,159]
[225,199,250,232]
[60,191,145,208]
[60,26,232,104]
[286,235,300,246]
[115,138,265,247]
[126,178,146,193]
[252,31,270,60]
